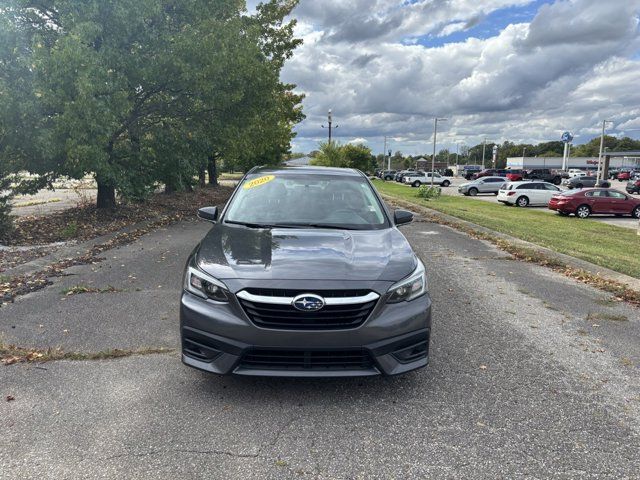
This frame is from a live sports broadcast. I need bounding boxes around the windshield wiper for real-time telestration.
[224,220,297,229]
[276,223,358,230]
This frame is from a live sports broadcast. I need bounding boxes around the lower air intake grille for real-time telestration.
[239,349,374,371]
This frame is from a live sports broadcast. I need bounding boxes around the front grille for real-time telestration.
[244,288,371,298]
[239,349,375,371]
[238,289,378,330]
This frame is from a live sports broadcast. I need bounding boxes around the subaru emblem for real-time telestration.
[292,294,325,312]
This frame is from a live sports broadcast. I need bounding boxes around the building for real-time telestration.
[415,157,448,171]
[506,156,640,171]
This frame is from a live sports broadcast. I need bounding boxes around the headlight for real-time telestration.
[184,266,229,303]
[386,260,427,303]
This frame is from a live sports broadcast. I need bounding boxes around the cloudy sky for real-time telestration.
[258,0,640,155]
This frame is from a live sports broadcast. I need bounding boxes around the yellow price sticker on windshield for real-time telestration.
[243,175,275,190]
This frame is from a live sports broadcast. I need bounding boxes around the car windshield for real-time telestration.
[224,173,389,230]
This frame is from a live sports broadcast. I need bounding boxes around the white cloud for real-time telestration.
[283,0,640,154]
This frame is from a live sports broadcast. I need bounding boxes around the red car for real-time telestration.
[472,169,497,180]
[505,170,524,182]
[549,188,640,219]
[617,171,631,181]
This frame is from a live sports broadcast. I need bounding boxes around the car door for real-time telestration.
[584,190,609,213]
[487,178,504,193]
[525,183,544,204]
[606,191,630,214]
[540,183,561,205]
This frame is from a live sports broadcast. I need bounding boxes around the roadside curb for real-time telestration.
[382,193,640,293]
[2,217,170,278]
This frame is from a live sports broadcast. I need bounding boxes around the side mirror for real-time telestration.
[197,206,218,223]
[394,209,414,226]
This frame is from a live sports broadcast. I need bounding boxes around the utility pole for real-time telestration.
[596,119,612,185]
[455,143,460,166]
[383,136,388,171]
[522,147,526,165]
[481,138,487,169]
[322,109,339,144]
[431,118,447,187]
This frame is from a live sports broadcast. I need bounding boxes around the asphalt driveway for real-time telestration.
[1,217,639,479]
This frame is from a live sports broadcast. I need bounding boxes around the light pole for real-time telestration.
[321,109,339,144]
[522,147,526,166]
[383,136,388,170]
[596,119,613,184]
[431,118,447,187]
[481,138,487,169]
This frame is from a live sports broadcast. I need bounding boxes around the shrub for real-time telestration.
[416,185,441,200]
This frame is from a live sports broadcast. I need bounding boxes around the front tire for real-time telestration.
[575,183,583,189]
[442,180,450,187]
[516,196,529,207]
[576,204,591,219]
[468,188,478,196]
[632,206,640,219]
[412,180,421,187]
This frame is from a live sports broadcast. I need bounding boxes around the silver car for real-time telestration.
[458,176,506,196]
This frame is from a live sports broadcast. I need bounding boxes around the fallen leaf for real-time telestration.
[6,395,15,402]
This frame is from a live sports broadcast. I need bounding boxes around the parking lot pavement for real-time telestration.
[2,218,640,479]
[10,188,98,217]
[397,177,640,230]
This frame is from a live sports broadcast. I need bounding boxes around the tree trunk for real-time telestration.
[96,180,116,209]
[207,155,218,186]
[198,166,206,188]
[164,184,175,194]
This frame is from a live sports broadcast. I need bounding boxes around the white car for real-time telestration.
[403,172,451,187]
[567,169,586,178]
[497,181,562,207]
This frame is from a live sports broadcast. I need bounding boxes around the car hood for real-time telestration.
[196,223,417,282]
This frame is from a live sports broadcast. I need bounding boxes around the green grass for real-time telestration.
[373,179,640,279]
[59,221,79,239]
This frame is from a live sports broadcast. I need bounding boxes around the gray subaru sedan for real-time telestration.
[180,166,432,377]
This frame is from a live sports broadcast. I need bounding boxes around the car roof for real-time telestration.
[247,166,362,177]
[507,180,549,186]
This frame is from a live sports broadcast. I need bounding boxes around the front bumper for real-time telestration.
[180,290,432,377]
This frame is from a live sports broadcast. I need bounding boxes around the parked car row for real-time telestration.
[458,177,640,219]
[609,169,640,181]
[470,168,563,185]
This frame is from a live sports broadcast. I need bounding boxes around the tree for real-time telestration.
[343,143,373,172]
[0,0,304,209]
[311,142,345,167]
